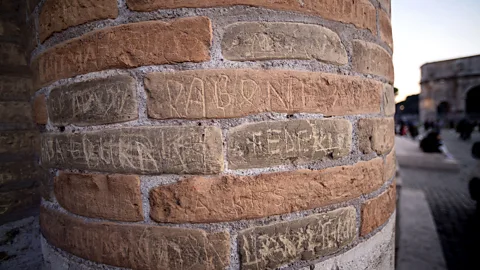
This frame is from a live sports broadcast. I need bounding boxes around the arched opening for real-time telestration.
[437,101,451,120]
[466,86,480,120]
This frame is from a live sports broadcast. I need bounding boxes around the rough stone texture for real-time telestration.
[54,173,143,222]
[378,0,391,15]
[0,130,39,155]
[0,76,33,101]
[222,22,347,65]
[313,215,395,270]
[385,150,396,181]
[0,20,21,37]
[48,76,138,126]
[0,161,40,192]
[146,69,382,119]
[39,0,119,42]
[0,43,26,66]
[383,84,395,116]
[358,118,395,155]
[150,158,383,223]
[41,126,223,174]
[126,0,377,34]
[379,9,393,50]
[227,119,352,169]
[239,207,356,270]
[40,206,231,270]
[33,94,48,125]
[0,188,40,224]
[0,102,33,124]
[34,17,212,88]
[352,40,394,83]
[361,182,396,236]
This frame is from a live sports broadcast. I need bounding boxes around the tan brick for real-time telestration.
[40,206,230,270]
[222,22,347,65]
[33,94,48,124]
[0,102,33,124]
[127,0,377,34]
[55,173,143,222]
[0,43,26,66]
[361,182,396,236]
[0,130,39,155]
[41,126,223,174]
[383,84,395,116]
[150,158,384,223]
[33,17,212,88]
[239,207,356,269]
[39,0,119,42]
[146,69,382,119]
[48,76,138,126]
[0,76,32,101]
[379,10,393,50]
[352,40,394,83]
[385,150,396,181]
[358,118,395,155]
[379,0,391,14]
[228,119,352,170]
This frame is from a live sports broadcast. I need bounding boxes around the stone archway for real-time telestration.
[466,86,480,120]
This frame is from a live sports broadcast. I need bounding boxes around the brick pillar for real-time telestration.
[34,0,396,269]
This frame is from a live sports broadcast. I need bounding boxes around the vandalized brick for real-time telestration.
[41,127,223,174]
[126,0,377,34]
[228,119,352,169]
[40,207,231,270]
[222,22,347,65]
[239,207,357,270]
[361,182,396,236]
[34,17,212,87]
[146,69,382,119]
[54,173,143,222]
[352,40,394,83]
[358,118,395,155]
[150,158,384,223]
[39,0,119,42]
[48,76,138,126]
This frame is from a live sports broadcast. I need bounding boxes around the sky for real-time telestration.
[392,0,480,102]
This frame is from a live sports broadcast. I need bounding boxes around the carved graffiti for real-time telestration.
[146,69,382,119]
[41,127,223,174]
[239,207,356,270]
[227,119,352,169]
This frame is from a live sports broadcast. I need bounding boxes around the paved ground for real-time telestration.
[399,130,480,270]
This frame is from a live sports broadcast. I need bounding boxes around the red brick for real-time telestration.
[352,40,394,83]
[361,182,396,236]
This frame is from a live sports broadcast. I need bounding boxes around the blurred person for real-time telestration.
[457,118,474,140]
[420,131,454,159]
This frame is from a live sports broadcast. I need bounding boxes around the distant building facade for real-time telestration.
[395,94,419,123]
[420,55,480,123]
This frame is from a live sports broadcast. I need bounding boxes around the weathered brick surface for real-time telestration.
[385,150,396,181]
[0,76,33,101]
[0,102,33,124]
[352,40,394,83]
[34,17,212,88]
[239,207,356,270]
[228,119,352,169]
[0,43,26,66]
[361,182,396,236]
[379,0,391,14]
[48,76,138,126]
[54,173,143,221]
[383,84,395,116]
[150,158,384,223]
[40,206,230,270]
[0,20,21,37]
[146,69,382,119]
[379,10,393,50]
[358,118,395,155]
[127,0,377,34]
[0,161,40,192]
[222,22,347,65]
[39,0,119,42]
[0,131,38,155]
[33,94,48,124]
[0,188,40,224]
[41,127,223,174]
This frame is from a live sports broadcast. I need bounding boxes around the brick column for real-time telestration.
[33,0,396,269]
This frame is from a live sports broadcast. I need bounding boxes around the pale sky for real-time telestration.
[392,0,480,102]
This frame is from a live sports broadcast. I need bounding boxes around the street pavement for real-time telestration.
[398,130,480,270]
